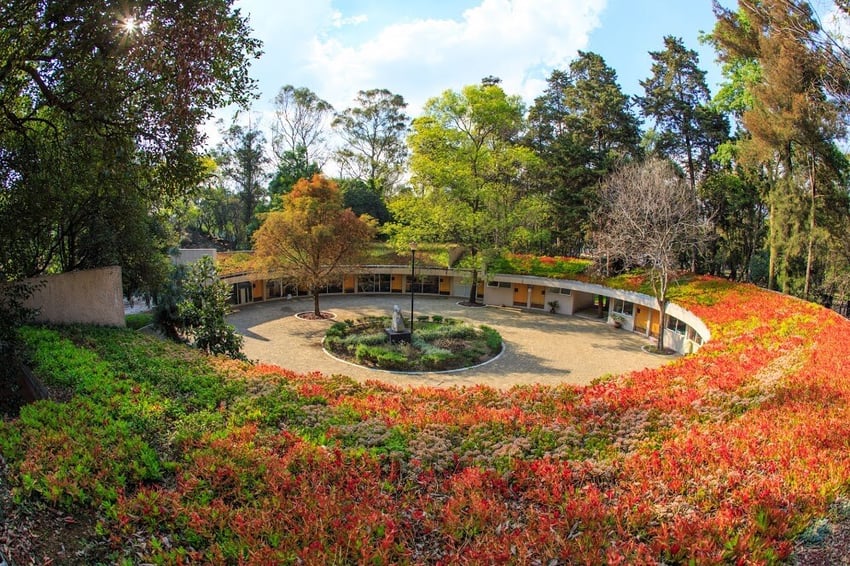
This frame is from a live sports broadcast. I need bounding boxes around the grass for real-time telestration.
[125,312,153,329]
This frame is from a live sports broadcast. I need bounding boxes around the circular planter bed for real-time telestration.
[323,315,502,372]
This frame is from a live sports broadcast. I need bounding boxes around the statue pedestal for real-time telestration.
[385,328,411,344]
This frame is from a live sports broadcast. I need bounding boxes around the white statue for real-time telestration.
[391,304,406,332]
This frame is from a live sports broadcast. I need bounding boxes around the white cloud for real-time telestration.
[206,0,605,153]
[304,0,607,114]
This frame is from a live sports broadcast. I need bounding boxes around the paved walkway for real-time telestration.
[228,295,674,390]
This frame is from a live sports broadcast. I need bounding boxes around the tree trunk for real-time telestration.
[313,288,321,316]
[804,153,816,298]
[768,199,777,291]
[467,249,479,305]
[657,300,667,353]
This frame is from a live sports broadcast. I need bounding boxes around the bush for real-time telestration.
[431,315,444,323]
[480,325,502,351]
[125,312,154,330]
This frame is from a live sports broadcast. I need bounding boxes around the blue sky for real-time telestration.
[233,0,727,113]
[212,0,734,144]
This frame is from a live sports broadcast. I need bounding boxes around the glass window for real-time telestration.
[611,299,634,316]
[666,316,686,334]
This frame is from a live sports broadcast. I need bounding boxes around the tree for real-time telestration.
[154,257,245,359]
[339,178,391,224]
[0,0,261,292]
[707,0,849,296]
[333,89,410,196]
[401,82,536,304]
[591,159,707,353]
[252,174,376,316]
[213,114,270,247]
[527,52,643,254]
[271,85,334,170]
[638,36,729,192]
[267,147,321,208]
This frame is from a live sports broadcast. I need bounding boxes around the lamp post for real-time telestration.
[409,242,417,334]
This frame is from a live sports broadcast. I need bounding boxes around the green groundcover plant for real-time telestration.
[324,316,502,371]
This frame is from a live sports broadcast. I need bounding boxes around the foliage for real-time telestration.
[154,257,245,359]
[4,280,850,563]
[212,115,271,248]
[325,318,502,371]
[0,280,41,358]
[271,85,334,170]
[488,252,592,279]
[0,0,261,291]
[333,89,410,196]
[178,257,245,359]
[396,81,540,304]
[527,52,643,255]
[252,174,376,315]
[124,312,153,330]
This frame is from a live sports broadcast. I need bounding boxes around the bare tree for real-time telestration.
[591,158,708,352]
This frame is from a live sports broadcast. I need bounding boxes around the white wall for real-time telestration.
[24,266,125,327]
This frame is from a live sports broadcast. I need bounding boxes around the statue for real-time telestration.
[391,304,406,332]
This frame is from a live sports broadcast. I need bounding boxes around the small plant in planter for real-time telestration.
[547,300,560,314]
[611,313,626,328]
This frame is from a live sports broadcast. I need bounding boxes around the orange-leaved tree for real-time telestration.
[253,174,376,316]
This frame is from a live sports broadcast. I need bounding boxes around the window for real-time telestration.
[488,280,511,288]
[551,287,571,295]
[560,288,572,295]
[686,327,704,345]
[611,299,634,316]
[666,316,687,335]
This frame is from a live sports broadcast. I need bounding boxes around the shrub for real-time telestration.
[432,315,444,323]
[480,325,502,351]
[125,312,154,330]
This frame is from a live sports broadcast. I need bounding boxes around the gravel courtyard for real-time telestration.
[228,295,674,389]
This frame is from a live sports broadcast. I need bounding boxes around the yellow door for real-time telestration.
[343,274,356,293]
[513,284,527,307]
[634,305,649,333]
[635,306,661,337]
[391,275,403,292]
[252,279,265,301]
[439,277,451,295]
[530,285,546,309]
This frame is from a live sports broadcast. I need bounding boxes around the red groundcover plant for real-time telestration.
[4,276,850,564]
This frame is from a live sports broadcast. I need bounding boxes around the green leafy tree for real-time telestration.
[638,36,729,192]
[400,82,536,304]
[271,85,334,170]
[267,147,321,207]
[707,0,849,296]
[333,89,410,196]
[0,0,261,293]
[528,52,643,254]
[154,257,244,359]
[253,174,376,316]
[178,257,245,359]
[213,114,270,247]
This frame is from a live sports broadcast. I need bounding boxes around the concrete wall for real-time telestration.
[173,248,217,266]
[24,266,125,327]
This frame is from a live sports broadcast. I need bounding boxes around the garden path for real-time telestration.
[227,295,672,389]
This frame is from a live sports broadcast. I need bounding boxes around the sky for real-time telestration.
[208,0,740,148]
[229,0,729,115]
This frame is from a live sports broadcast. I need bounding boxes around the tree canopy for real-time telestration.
[0,0,261,293]
[252,175,376,316]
